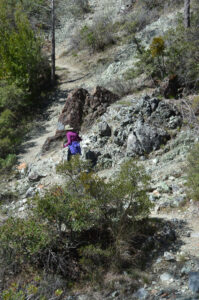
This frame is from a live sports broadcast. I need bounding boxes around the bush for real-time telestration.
[0,154,17,170]
[164,17,199,89]
[69,0,91,16]
[186,142,199,201]
[72,15,116,52]
[2,276,66,300]
[0,2,50,169]
[125,12,199,91]
[192,95,199,115]
[0,82,25,112]
[0,156,153,284]
[0,217,52,265]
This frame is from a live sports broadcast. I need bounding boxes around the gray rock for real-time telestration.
[127,119,170,156]
[98,121,111,137]
[133,288,148,299]
[25,187,36,198]
[168,115,182,129]
[111,290,119,298]
[164,251,175,261]
[181,265,192,276]
[62,147,69,161]
[28,171,43,182]
[121,116,133,126]
[16,179,31,196]
[160,272,174,282]
[174,195,186,207]
[189,272,199,293]
[157,182,171,193]
[134,96,160,116]
[150,101,182,128]
[113,129,127,146]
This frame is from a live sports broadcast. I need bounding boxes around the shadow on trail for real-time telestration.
[138,217,190,270]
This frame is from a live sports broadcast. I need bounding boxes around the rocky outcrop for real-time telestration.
[58,88,89,132]
[42,87,119,153]
[81,95,182,168]
[134,96,182,129]
[127,118,170,156]
[82,86,119,130]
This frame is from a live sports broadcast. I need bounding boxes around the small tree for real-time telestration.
[186,142,199,201]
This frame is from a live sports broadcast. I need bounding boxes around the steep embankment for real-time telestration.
[1,2,199,299]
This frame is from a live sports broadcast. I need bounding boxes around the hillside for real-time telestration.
[1,1,199,299]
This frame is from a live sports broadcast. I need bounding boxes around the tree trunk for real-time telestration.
[184,0,191,28]
[51,0,55,85]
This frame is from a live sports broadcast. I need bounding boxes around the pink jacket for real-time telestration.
[64,131,82,148]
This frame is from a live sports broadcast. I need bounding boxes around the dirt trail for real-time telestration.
[17,56,90,165]
[152,204,199,258]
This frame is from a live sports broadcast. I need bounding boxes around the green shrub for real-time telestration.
[0,154,17,170]
[0,82,25,112]
[0,2,50,169]
[2,277,65,300]
[192,95,199,115]
[68,0,91,17]
[186,142,199,201]
[56,156,153,265]
[0,156,153,282]
[125,12,199,91]
[150,36,165,57]
[72,15,116,52]
[0,217,54,275]
[164,17,199,89]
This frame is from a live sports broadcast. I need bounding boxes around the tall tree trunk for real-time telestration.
[51,0,55,85]
[184,0,191,28]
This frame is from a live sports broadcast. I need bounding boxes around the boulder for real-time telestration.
[127,118,170,156]
[58,88,88,132]
[42,87,118,153]
[82,86,119,130]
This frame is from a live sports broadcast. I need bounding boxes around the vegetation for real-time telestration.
[66,0,91,17]
[124,9,199,93]
[72,15,116,52]
[0,156,153,294]
[0,0,50,170]
[186,142,199,201]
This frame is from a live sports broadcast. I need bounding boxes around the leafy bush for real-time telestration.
[68,0,91,17]
[0,82,25,112]
[0,156,153,284]
[192,96,199,115]
[0,2,50,169]
[0,154,17,170]
[186,142,199,201]
[125,12,199,91]
[164,18,199,89]
[72,15,116,52]
[2,276,66,300]
[0,217,52,266]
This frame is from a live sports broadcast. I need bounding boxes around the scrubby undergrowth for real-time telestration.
[0,156,174,299]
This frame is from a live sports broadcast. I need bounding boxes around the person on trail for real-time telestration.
[63,124,82,159]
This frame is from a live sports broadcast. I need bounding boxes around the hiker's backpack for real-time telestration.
[69,141,81,155]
